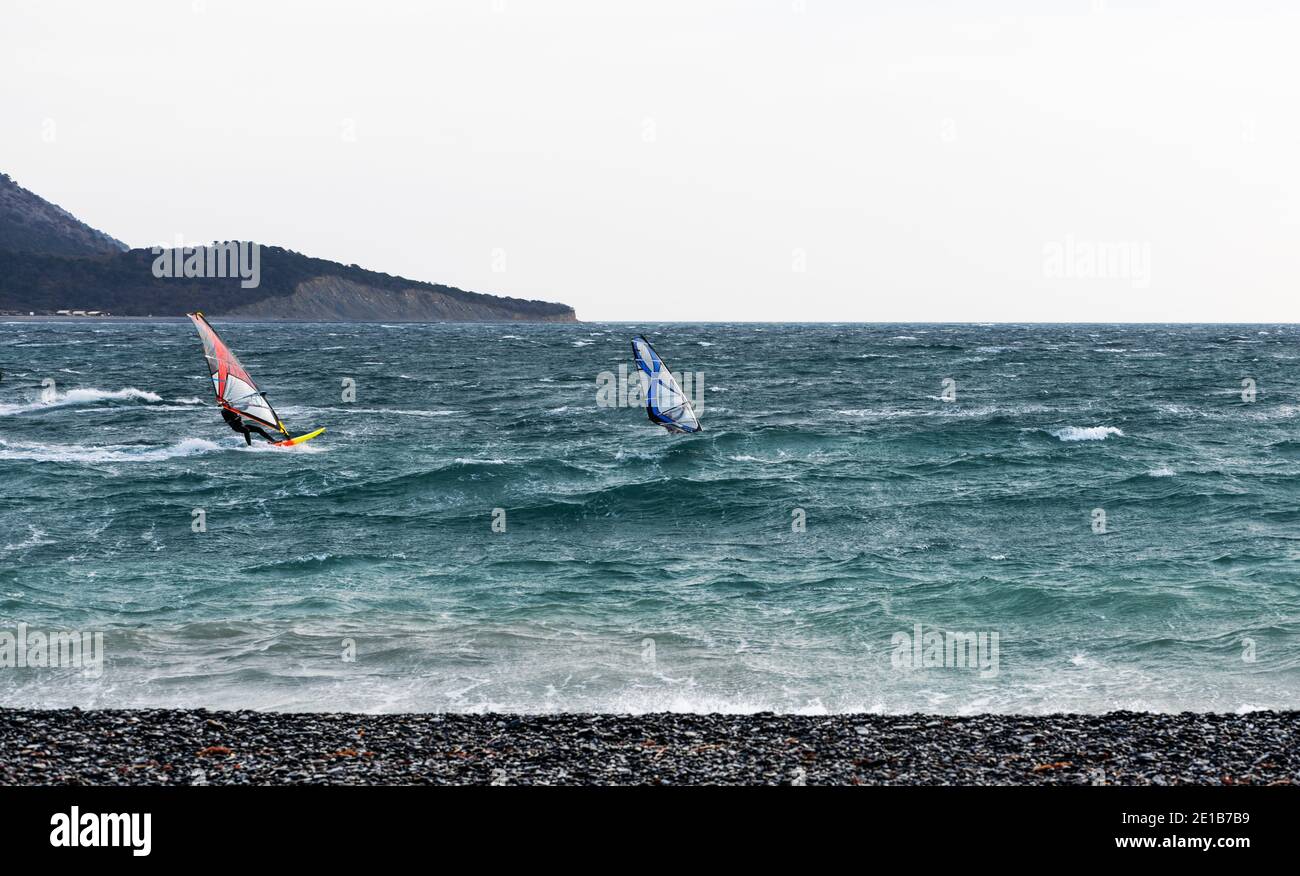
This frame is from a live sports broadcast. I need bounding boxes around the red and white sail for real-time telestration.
[187,312,287,434]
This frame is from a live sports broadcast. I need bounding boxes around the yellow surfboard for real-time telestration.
[273,427,326,448]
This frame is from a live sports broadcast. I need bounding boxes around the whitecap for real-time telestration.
[3,525,56,552]
[0,437,223,464]
[0,386,163,416]
[320,407,461,418]
[1050,426,1124,442]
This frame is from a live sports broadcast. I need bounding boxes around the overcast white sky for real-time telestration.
[2,0,1297,321]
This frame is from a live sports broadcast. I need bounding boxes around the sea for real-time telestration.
[1,320,1298,715]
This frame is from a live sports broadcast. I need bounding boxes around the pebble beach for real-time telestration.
[2,708,1296,786]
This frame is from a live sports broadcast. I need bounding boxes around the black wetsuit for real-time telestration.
[220,407,276,445]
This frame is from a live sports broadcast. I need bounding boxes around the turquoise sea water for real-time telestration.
[1,320,1298,714]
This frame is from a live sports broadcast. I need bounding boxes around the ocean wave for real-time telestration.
[1049,426,1124,442]
[836,408,911,419]
[240,439,328,455]
[3,525,56,553]
[310,407,462,418]
[6,322,1300,717]
[243,552,401,575]
[0,386,163,416]
[329,457,584,501]
[365,407,462,418]
[0,437,222,464]
[520,474,784,522]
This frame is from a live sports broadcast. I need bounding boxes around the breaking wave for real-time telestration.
[0,386,163,416]
[0,437,222,464]
[1049,426,1124,442]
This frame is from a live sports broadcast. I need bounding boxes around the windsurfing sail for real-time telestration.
[631,335,702,433]
[187,312,289,435]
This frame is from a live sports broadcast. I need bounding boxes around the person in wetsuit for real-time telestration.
[220,406,276,445]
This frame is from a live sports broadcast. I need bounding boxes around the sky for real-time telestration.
[1,0,1297,322]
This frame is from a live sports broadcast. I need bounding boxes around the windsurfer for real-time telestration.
[220,406,276,445]
[631,335,702,434]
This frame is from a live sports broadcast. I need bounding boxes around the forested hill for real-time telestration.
[0,172,128,257]
[0,172,577,321]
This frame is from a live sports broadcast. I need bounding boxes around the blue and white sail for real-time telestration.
[631,335,702,434]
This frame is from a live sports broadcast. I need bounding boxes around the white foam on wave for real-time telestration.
[0,437,222,464]
[1050,425,1124,442]
[0,386,163,416]
[314,407,461,418]
[239,439,328,455]
[836,408,912,419]
[1147,466,1175,477]
[3,525,56,552]
[376,408,460,418]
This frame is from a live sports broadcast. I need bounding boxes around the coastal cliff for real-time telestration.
[224,275,577,322]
